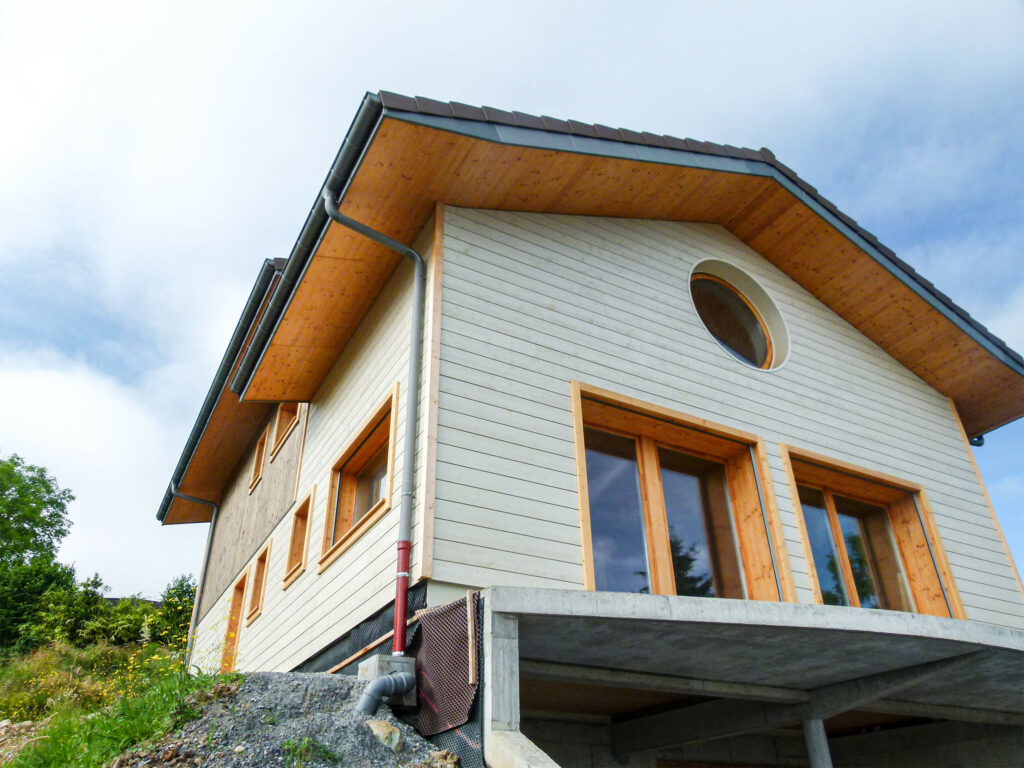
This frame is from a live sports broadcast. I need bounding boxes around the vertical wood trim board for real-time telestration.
[947,397,1024,601]
[419,203,445,580]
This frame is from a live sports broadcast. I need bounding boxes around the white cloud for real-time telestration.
[1,0,1022,596]
[0,350,206,598]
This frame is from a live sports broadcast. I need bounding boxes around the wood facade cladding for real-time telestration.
[240,115,1021,439]
[197,403,307,621]
[571,382,796,603]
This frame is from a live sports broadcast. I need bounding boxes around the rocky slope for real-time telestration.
[108,672,457,768]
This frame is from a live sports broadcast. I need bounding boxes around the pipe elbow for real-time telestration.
[355,671,416,716]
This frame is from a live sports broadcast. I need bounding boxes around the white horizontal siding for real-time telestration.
[430,208,1024,628]
[194,220,437,672]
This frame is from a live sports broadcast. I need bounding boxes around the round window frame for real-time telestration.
[688,259,790,372]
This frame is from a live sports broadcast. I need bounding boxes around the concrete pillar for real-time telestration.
[802,718,834,768]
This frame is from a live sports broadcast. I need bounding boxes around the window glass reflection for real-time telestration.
[584,428,650,594]
[798,486,848,606]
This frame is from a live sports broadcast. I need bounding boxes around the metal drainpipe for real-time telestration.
[169,481,219,666]
[323,190,425,656]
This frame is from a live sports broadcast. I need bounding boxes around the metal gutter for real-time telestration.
[229,91,385,398]
[155,258,280,523]
[385,108,1024,379]
[322,192,426,656]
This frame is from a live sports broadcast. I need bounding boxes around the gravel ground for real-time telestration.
[108,672,458,768]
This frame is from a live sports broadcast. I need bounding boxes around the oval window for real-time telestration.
[690,274,773,369]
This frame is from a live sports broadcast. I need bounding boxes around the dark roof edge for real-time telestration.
[156,258,283,523]
[228,91,386,399]
[382,102,1023,380]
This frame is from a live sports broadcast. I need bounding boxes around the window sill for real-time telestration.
[282,562,305,590]
[244,606,262,626]
[248,476,262,494]
[318,499,391,574]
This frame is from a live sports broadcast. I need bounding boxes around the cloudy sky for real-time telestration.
[1,1,1021,598]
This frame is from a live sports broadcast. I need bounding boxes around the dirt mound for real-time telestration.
[108,672,456,768]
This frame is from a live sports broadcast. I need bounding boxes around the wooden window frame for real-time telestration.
[282,487,314,590]
[248,425,269,493]
[691,273,774,370]
[270,402,301,461]
[245,540,271,625]
[570,381,795,602]
[318,384,399,574]
[221,568,248,673]
[780,444,966,619]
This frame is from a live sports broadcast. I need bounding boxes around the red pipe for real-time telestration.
[392,539,412,654]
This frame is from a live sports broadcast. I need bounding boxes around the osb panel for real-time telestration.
[198,404,306,620]
[244,117,1020,436]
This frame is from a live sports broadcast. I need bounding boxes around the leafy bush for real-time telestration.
[4,644,238,768]
[0,644,129,721]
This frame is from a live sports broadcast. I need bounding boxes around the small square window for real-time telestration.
[319,385,398,572]
[270,402,301,460]
[245,541,271,625]
[249,425,269,492]
[283,489,314,589]
[783,445,964,618]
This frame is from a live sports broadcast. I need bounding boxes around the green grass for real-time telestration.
[0,643,239,768]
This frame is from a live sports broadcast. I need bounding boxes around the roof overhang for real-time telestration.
[231,92,1023,439]
[157,259,285,524]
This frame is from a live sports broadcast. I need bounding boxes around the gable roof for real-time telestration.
[159,90,1024,523]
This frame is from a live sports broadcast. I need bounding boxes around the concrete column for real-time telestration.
[802,718,834,768]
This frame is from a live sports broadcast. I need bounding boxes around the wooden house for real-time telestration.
[159,92,1024,767]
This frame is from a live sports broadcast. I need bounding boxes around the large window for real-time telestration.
[319,384,399,573]
[572,382,793,602]
[783,445,964,618]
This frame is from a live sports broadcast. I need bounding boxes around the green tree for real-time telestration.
[0,454,74,565]
[0,557,75,650]
[0,454,75,650]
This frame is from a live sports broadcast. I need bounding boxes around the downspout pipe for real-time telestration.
[170,481,219,665]
[323,191,425,656]
[355,672,416,715]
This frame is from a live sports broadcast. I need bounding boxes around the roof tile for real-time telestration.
[512,111,545,130]
[540,116,573,134]
[413,96,453,117]
[450,101,487,120]
[481,106,517,125]
[379,90,419,111]
[567,120,598,138]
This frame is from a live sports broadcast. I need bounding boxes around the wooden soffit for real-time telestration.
[243,115,1023,437]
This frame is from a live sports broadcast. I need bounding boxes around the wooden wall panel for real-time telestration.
[429,209,1024,629]
[198,402,306,620]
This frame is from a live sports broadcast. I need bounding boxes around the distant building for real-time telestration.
[159,92,1024,767]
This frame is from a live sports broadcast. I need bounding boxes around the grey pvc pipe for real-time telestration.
[169,481,219,665]
[322,191,426,640]
[355,672,416,715]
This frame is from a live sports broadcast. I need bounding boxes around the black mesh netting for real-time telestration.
[420,593,484,768]
[291,583,426,674]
